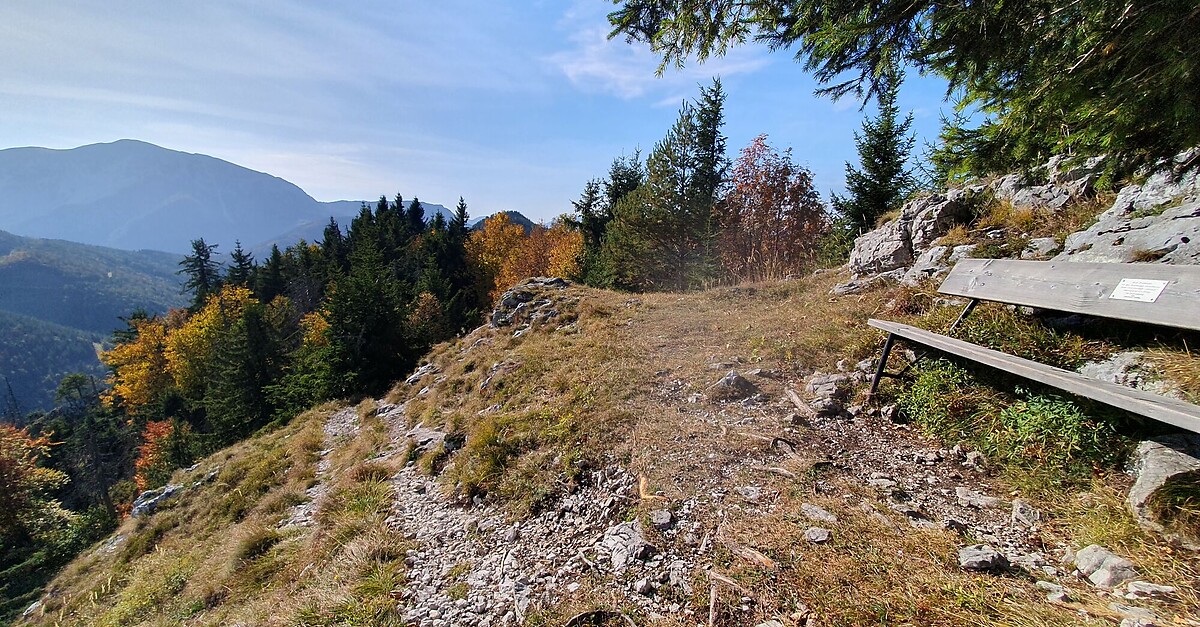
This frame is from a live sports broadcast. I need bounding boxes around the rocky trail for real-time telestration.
[279,407,361,529]
[370,356,1191,626]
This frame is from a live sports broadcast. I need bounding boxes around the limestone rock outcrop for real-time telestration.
[847,189,977,277]
[1126,434,1200,548]
[1055,155,1200,264]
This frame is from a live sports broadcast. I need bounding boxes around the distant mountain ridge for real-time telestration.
[0,140,455,254]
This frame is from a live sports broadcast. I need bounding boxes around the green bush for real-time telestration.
[899,360,1133,491]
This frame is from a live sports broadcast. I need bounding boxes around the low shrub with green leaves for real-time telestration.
[899,360,1133,491]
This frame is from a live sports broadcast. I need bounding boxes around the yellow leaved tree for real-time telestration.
[163,285,256,398]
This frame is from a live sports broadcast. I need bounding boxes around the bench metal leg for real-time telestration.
[869,333,897,397]
[948,298,978,334]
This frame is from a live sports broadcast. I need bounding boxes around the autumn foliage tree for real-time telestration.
[466,212,527,299]
[493,221,583,296]
[716,134,827,280]
[467,214,584,300]
[165,286,256,399]
[100,316,174,412]
[0,425,69,541]
[132,420,178,492]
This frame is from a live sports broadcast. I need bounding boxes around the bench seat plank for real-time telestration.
[939,259,1200,332]
[868,319,1200,434]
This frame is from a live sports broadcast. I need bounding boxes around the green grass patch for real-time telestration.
[898,360,1133,492]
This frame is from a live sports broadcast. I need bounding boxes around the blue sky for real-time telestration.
[0,0,955,223]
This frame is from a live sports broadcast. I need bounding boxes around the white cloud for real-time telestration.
[546,1,770,99]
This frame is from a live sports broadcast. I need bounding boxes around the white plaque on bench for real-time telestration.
[1109,278,1169,303]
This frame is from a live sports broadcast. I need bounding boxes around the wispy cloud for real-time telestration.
[546,1,770,99]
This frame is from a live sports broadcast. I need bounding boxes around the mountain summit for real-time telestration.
[0,140,449,254]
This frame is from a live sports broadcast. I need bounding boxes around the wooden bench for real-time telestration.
[867,258,1200,434]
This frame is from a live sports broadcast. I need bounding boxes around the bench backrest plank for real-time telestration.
[939,259,1200,332]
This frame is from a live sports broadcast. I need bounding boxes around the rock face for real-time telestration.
[837,151,1199,298]
[1056,153,1200,264]
[405,424,456,457]
[490,277,569,329]
[1126,434,1200,545]
[991,155,1105,209]
[847,189,977,277]
[131,483,182,517]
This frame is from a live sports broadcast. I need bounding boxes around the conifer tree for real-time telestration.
[205,302,281,440]
[833,70,915,233]
[178,238,222,309]
[601,80,726,291]
[257,245,286,302]
[572,179,605,253]
[347,202,377,253]
[572,154,645,287]
[609,0,1200,175]
[405,198,426,234]
[451,197,469,237]
[226,241,255,287]
[324,239,408,396]
[321,217,348,274]
[602,152,644,213]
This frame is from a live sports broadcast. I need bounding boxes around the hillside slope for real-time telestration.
[0,230,187,410]
[18,272,1198,626]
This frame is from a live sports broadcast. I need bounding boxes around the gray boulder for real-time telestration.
[710,370,757,400]
[830,268,906,295]
[1126,434,1200,545]
[648,509,674,531]
[903,244,977,284]
[847,190,976,277]
[405,424,460,457]
[805,527,832,544]
[800,503,838,524]
[959,544,1009,571]
[1075,544,1139,589]
[956,486,1003,509]
[809,397,845,418]
[848,219,914,276]
[1011,499,1042,528]
[910,189,976,250]
[597,521,656,572]
[131,483,182,517]
[805,372,852,400]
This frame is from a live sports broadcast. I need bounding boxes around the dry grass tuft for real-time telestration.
[1144,346,1200,403]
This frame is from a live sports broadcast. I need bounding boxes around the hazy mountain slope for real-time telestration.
[0,230,185,334]
[0,140,325,254]
[0,310,106,417]
[249,200,453,257]
[0,230,186,410]
[0,140,486,255]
